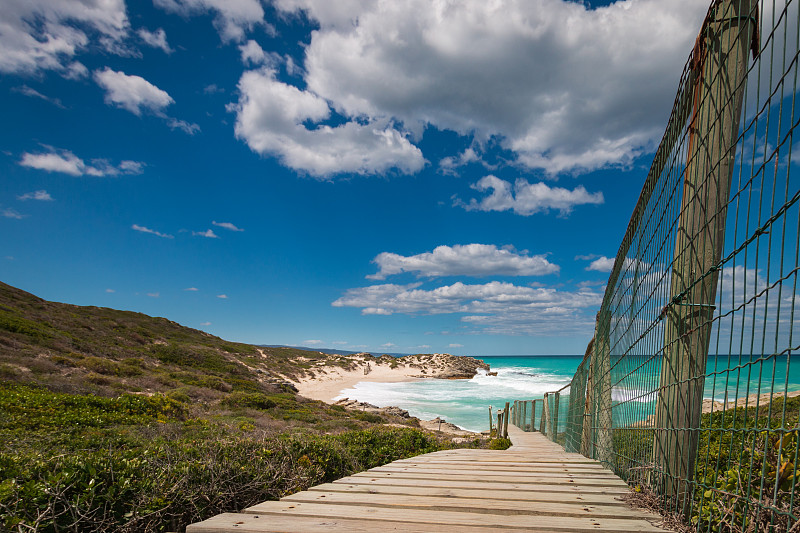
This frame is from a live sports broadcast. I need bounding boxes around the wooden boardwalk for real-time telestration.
[187,425,667,532]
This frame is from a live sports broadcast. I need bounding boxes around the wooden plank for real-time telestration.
[333,475,631,493]
[242,501,666,532]
[281,490,660,520]
[369,466,622,480]
[420,451,596,461]
[391,461,609,471]
[352,471,629,486]
[186,512,511,532]
[375,463,615,475]
[306,482,631,506]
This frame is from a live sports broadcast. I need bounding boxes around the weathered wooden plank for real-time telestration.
[242,501,666,532]
[186,512,508,532]
[306,482,631,506]
[394,458,604,467]
[374,463,615,475]
[333,475,631,493]
[281,490,660,520]
[418,452,597,462]
[352,471,630,486]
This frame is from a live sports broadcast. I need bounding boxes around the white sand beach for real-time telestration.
[291,359,425,402]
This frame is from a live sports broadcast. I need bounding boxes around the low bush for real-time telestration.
[0,385,457,533]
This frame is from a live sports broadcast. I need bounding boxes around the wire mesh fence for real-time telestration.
[508,0,800,530]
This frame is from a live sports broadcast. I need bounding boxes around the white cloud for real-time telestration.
[200,321,212,326]
[153,0,270,42]
[167,118,201,135]
[303,339,324,345]
[12,86,65,108]
[19,148,144,177]
[273,0,707,174]
[381,342,397,348]
[439,148,483,174]
[217,294,228,299]
[147,292,160,298]
[239,39,269,66]
[2,208,25,219]
[586,256,615,272]
[94,68,174,116]
[137,27,172,53]
[232,68,425,177]
[0,0,129,75]
[368,244,559,280]
[204,84,224,94]
[333,279,602,336]
[460,175,603,216]
[213,221,244,232]
[448,343,463,348]
[105,288,115,293]
[193,229,219,238]
[132,224,174,239]
[184,287,199,291]
[17,190,53,201]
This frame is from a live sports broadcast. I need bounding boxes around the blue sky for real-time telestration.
[0,0,711,355]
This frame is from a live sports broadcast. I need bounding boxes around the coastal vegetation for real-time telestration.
[613,396,799,532]
[0,282,498,532]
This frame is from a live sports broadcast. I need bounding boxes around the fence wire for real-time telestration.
[509,1,800,530]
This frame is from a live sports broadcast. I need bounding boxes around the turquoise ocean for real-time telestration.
[334,355,800,433]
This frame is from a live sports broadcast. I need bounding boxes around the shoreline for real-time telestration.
[286,353,489,437]
[289,359,431,403]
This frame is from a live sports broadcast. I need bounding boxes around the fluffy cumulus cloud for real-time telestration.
[460,175,603,216]
[153,0,269,42]
[192,229,219,238]
[0,0,129,75]
[137,27,172,53]
[19,147,144,176]
[332,280,602,336]
[238,40,269,66]
[94,68,173,115]
[232,68,425,177]
[586,256,615,272]
[368,244,559,280]
[272,0,707,174]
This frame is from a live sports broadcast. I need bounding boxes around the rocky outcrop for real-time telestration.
[334,398,410,418]
[397,353,490,379]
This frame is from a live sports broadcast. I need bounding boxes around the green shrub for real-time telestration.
[0,389,452,533]
[488,438,512,450]
[222,392,277,410]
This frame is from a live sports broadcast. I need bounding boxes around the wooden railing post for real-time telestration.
[503,402,510,438]
[523,401,528,431]
[552,391,560,442]
[497,412,503,438]
[531,400,536,433]
[654,0,756,507]
[541,393,550,436]
[581,369,594,457]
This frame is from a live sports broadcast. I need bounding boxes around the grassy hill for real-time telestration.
[0,281,494,532]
